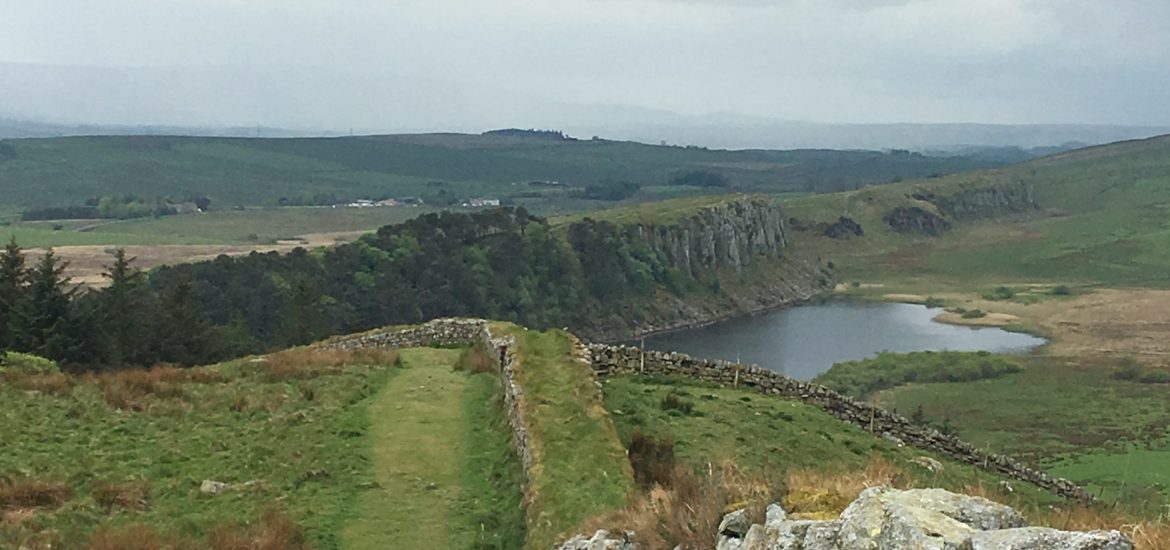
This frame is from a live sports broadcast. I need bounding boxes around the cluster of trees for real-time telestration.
[0,240,223,370]
[669,170,730,188]
[482,128,574,141]
[572,179,642,201]
[1,208,702,371]
[21,195,210,221]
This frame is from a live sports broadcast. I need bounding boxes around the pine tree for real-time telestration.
[156,277,210,365]
[96,249,151,367]
[0,237,26,350]
[11,250,78,360]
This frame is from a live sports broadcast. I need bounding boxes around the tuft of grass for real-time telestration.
[206,508,309,550]
[0,478,73,510]
[658,391,695,416]
[628,430,676,488]
[2,371,74,396]
[783,456,905,518]
[961,308,987,318]
[579,459,776,550]
[255,347,398,381]
[84,508,308,550]
[92,481,151,512]
[454,343,495,374]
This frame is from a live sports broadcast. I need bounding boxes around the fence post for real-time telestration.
[640,337,645,374]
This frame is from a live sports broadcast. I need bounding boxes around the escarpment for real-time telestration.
[886,182,1038,235]
[569,196,833,341]
[628,196,789,276]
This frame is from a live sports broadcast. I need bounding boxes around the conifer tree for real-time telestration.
[156,277,210,365]
[11,250,78,360]
[96,248,151,367]
[0,237,26,350]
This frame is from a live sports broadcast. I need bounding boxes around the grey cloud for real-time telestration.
[0,0,1166,131]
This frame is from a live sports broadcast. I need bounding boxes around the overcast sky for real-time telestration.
[1,0,1168,128]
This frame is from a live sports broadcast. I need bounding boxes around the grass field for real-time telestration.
[4,206,440,248]
[1,224,227,248]
[0,348,391,548]
[600,375,1060,515]
[85,207,441,244]
[551,193,748,227]
[0,345,526,549]
[0,133,998,211]
[872,357,1170,513]
[491,324,635,549]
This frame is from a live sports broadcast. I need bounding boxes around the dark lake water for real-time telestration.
[640,302,1046,380]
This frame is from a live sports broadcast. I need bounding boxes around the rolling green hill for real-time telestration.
[0,133,998,210]
[786,134,1170,288]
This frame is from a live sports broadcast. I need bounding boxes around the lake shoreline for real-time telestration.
[639,300,1046,380]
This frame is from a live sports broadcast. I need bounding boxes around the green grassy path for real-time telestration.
[342,348,470,549]
[342,347,524,550]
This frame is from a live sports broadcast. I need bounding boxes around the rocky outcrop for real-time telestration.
[932,183,1037,220]
[822,216,865,240]
[629,196,789,276]
[557,530,637,549]
[715,489,1133,550]
[562,489,1133,549]
[575,196,833,342]
[884,206,951,235]
[887,183,1037,235]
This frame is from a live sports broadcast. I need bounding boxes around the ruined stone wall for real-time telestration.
[320,318,1093,504]
[321,318,537,479]
[588,344,1094,503]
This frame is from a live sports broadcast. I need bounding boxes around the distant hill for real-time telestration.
[4,64,1167,151]
[787,133,1170,286]
[0,133,1002,209]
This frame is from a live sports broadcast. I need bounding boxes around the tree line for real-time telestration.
[0,208,706,371]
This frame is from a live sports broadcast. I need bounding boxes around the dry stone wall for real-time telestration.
[588,344,1094,503]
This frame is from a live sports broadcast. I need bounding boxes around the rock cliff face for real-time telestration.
[887,182,1038,235]
[627,196,789,276]
[933,182,1037,220]
[575,196,833,341]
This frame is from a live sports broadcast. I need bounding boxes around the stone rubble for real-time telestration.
[560,488,1134,550]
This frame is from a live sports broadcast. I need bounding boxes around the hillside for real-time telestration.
[778,134,1170,520]
[6,320,1149,549]
[785,133,1170,287]
[0,133,1000,210]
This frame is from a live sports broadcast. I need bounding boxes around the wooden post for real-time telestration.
[640,337,645,374]
[734,353,741,388]
[869,407,876,433]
